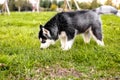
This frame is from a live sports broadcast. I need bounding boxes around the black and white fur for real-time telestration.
[93,5,120,16]
[38,10,104,50]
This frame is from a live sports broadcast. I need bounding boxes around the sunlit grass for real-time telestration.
[0,12,120,79]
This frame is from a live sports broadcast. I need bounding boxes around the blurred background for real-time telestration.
[0,0,120,14]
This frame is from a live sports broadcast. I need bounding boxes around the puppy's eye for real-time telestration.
[43,33,48,38]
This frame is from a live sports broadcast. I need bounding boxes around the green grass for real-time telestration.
[0,12,120,80]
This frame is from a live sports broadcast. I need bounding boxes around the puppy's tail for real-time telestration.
[92,5,120,17]
[92,9,102,15]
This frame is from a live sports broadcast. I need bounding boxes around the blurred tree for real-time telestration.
[50,0,57,11]
[22,1,32,11]
[58,1,64,8]
[40,0,51,8]
[52,0,57,5]
[90,0,101,9]
[50,3,57,11]
[78,2,91,9]
[105,0,113,6]
[9,0,17,11]
[14,0,26,12]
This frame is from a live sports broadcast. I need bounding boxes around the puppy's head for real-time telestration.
[38,25,55,49]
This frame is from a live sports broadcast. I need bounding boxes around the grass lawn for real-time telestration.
[0,12,120,80]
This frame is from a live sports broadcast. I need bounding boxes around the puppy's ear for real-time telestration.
[39,25,43,29]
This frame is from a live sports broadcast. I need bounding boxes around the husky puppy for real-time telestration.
[93,5,120,16]
[38,10,104,50]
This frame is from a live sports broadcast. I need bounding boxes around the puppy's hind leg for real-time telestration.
[91,24,104,46]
